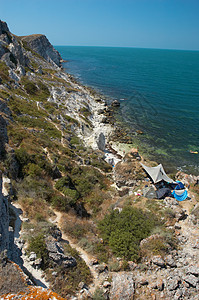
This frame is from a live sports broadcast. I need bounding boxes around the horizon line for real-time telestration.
[54,45,199,52]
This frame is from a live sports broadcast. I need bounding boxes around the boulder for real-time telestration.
[167,277,180,291]
[186,266,199,276]
[29,252,36,261]
[96,132,106,151]
[95,263,108,274]
[151,255,165,268]
[45,236,76,267]
[110,273,134,300]
[183,274,199,287]
[165,255,177,268]
[111,100,120,107]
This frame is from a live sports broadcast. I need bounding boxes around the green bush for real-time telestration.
[28,234,49,268]
[24,163,43,177]
[98,206,158,261]
[24,81,38,95]
[55,176,80,205]
[15,147,30,166]
[51,195,70,212]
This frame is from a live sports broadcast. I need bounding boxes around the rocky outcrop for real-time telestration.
[0,115,8,158]
[114,152,145,188]
[0,20,28,68]
[110,273,135,299]
[0,172,9,253]
[20,34,62,67]
[45,236,77,267]
[0,20,9,35]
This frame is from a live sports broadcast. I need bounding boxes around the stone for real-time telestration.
[186,266,199,276]
[90,259,98,265]
[174,207,187,221]
[165,255,177,268]
[128,261,137,271]
[184,274,199,287]
[151,255,165,268]
[174,223,181,230]
[138,278,148,286]
[110,273,134,300]
[0,20,10,35]
[151,279,164,291]
[33,258,42,269]
[167,277,180,291]
[29,252,37,261]
[163,197,179,207]
[96,132,106,151]
[111,100,120,107]
[174,289,183,300]
[103,281,111,288]
[78,282,87,289]
[95,263,108,274]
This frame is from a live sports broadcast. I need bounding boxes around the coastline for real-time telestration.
[58,46,199,176]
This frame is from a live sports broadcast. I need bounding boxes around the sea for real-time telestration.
[55,46,199,175]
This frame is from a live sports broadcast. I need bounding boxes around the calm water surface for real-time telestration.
[55,46,199,174]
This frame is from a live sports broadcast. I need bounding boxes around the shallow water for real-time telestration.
[55,46,199,174]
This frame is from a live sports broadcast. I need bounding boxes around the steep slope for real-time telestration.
[0,19,199,300]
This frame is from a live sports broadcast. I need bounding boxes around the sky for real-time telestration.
[1,0,199,50]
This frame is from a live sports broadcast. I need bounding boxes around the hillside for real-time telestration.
[0,20,199,300]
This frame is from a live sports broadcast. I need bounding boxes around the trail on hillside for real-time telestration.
[52,210,104,295]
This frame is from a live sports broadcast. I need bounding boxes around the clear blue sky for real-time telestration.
[1,0,199,50]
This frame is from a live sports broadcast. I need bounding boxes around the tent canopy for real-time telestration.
[141,163,175,184]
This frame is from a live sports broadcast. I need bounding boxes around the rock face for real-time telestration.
[0,115,8,158]
[0,20,28,67]
[0,172,9,253]
[110,273,135,299]
[21,34,62,67]
[45,236,77,267]
[0,20,9,35]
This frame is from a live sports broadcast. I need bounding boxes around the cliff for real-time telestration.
[20,34,62,67]
[0,173,9,253]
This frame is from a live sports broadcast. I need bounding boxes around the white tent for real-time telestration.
[141,163,175,184]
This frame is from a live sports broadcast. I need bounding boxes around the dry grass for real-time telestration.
[19,197,53,222]
[61,211,95,241]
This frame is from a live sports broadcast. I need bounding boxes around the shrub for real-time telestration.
[24,163,43,177]
[24,81,38,95]
[55,176,80,205]
[98,206,158,261]
[28,234,49,268]
[92,288,105,300]
[51,195,70,212]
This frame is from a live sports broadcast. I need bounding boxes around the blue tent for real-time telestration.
[172,181,188,201]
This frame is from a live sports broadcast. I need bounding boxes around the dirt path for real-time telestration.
[52,210,103,295]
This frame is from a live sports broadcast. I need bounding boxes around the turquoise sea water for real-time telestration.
[55,46,199,174]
